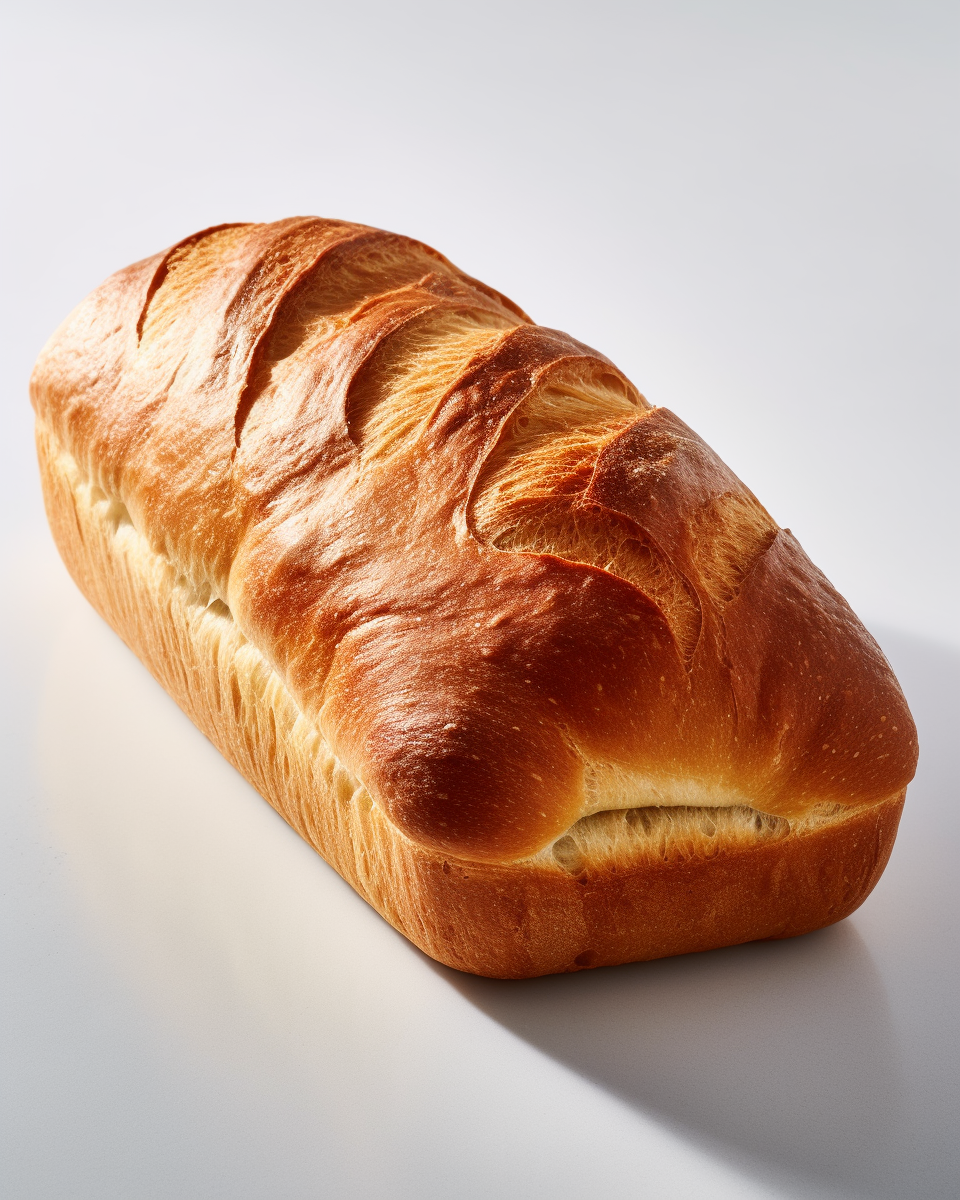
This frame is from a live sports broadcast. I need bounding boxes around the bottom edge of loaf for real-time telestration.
[36,419,905,979]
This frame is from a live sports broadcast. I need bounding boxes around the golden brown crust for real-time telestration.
[31,217,918,975]
[36,420,905,978]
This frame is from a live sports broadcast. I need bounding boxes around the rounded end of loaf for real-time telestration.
[401,790,905,979]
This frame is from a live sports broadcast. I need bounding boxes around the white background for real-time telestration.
[1,3,957,1197]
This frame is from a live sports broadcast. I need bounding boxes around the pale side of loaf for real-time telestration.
[31,218,917,978]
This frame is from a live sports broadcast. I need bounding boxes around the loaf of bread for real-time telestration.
[31,218,918,977]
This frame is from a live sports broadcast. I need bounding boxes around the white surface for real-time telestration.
[1,3,957,1197]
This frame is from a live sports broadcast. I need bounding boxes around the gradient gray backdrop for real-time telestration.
[2,3,957,1198]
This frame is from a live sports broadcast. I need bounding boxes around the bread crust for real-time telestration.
[37,420,905,978]
[31,217,917,977]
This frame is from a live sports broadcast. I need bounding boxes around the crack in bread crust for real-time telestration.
[37,415,905,977]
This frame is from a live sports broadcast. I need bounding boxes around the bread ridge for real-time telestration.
[37,416,906,979]
[30,218,918,872]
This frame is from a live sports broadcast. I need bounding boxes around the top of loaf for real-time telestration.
[31,218,918,862]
